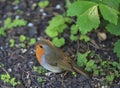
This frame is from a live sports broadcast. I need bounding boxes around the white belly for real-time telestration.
[41,55,63,73]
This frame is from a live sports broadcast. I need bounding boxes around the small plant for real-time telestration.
[14,0,20,4]
[0,64,20,87]
[77,51,120,84]
[33,66,47,74]
[19,35,26,42]
[29,38,36,46]
[52,37,65,47]
[45,15,72,47]
[37,77,46,83]
[0,17,27,36]
[38,0,49,8]
[9,38,15,47]
[0,73,20,87]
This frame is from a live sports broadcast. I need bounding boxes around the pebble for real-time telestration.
[21,48,27,53]
[55,4,61,9]
[15,15,20,19]
[13,5,19,10]
[40,8,44,12]
[8,68,12,72]
[42,12,47,16]
[28,23,34,27]
[45,72,52,76]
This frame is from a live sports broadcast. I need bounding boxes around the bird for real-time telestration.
[36,38,89,78]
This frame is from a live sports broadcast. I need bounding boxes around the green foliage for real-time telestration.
[19,35,26,42]
[106,18,120,36]
[45,15,72,47]
[77,51,120,83]
[33,66,47,74]
[52,37,65,47]
[9,39,15,47]
[44,0,120,85]
[99,4,118,25]
[46,15,69,38]
[29,38,36,45]
[0,73,20,87]
[0,64,20,87]
[0,17,27,36]
[113,40,120,58]
[67,0,119,35]
[38,0,49,8]
[14,0,20,4]
[20,43,26,48]
[80,34,90,42]
[37,77,46,83]
[70,34,78,41]
[106,74,114,82]
[77,51,90,66]
[67,1,100,34]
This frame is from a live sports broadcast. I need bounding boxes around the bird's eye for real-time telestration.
[39,45,43,48]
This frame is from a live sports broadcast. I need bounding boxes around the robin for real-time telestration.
[36,38,89,78]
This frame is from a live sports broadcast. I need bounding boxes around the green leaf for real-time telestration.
[106,18,120,36]
[80,34,90,42]
[77,51,90,66]
[19,35,26,42]
[70,34,78,41]
[4,17,12,29]
[113,40,120,58]
[102,0,120,10]
[67,1,97,16]
[112,61,118,67]
[45,15,67,38]
[29,38,36,46]
[70,25,78,34]
[86,60,95,67]
[38,0,49,8]
[77,5,100,34]
[99,4,118,25]
[20,43,26,48]
[64,17,72,24]
[0,27,6,36]
[33,66,47,74]
[93,69,99,75]
[45,29,58,37]
[9,39,15,47]
[106,74,114,82]
[52,37,65,47]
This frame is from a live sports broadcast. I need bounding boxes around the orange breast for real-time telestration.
[36,43,45,64]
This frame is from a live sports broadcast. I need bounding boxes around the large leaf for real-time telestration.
[67,1,97,16]
[99,4,118,25]
[114,40,120,58]
[106,18,120,36]
[77,5,100,34]
[102,0,120,10]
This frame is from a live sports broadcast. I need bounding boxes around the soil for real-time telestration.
[0,0,120,88]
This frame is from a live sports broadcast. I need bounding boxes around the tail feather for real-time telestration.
[72,66,89,79]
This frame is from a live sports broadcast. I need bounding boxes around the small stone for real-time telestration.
[28,23,34,27]
[8,68,12,72]
[45,72,52,76]
[13,5,19,10]
[42,12,47,16]
[55,4,61,9]
[97,32,107,41]
[21,49,27,53]
[40,8,44,12]
[15,15,20,19]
